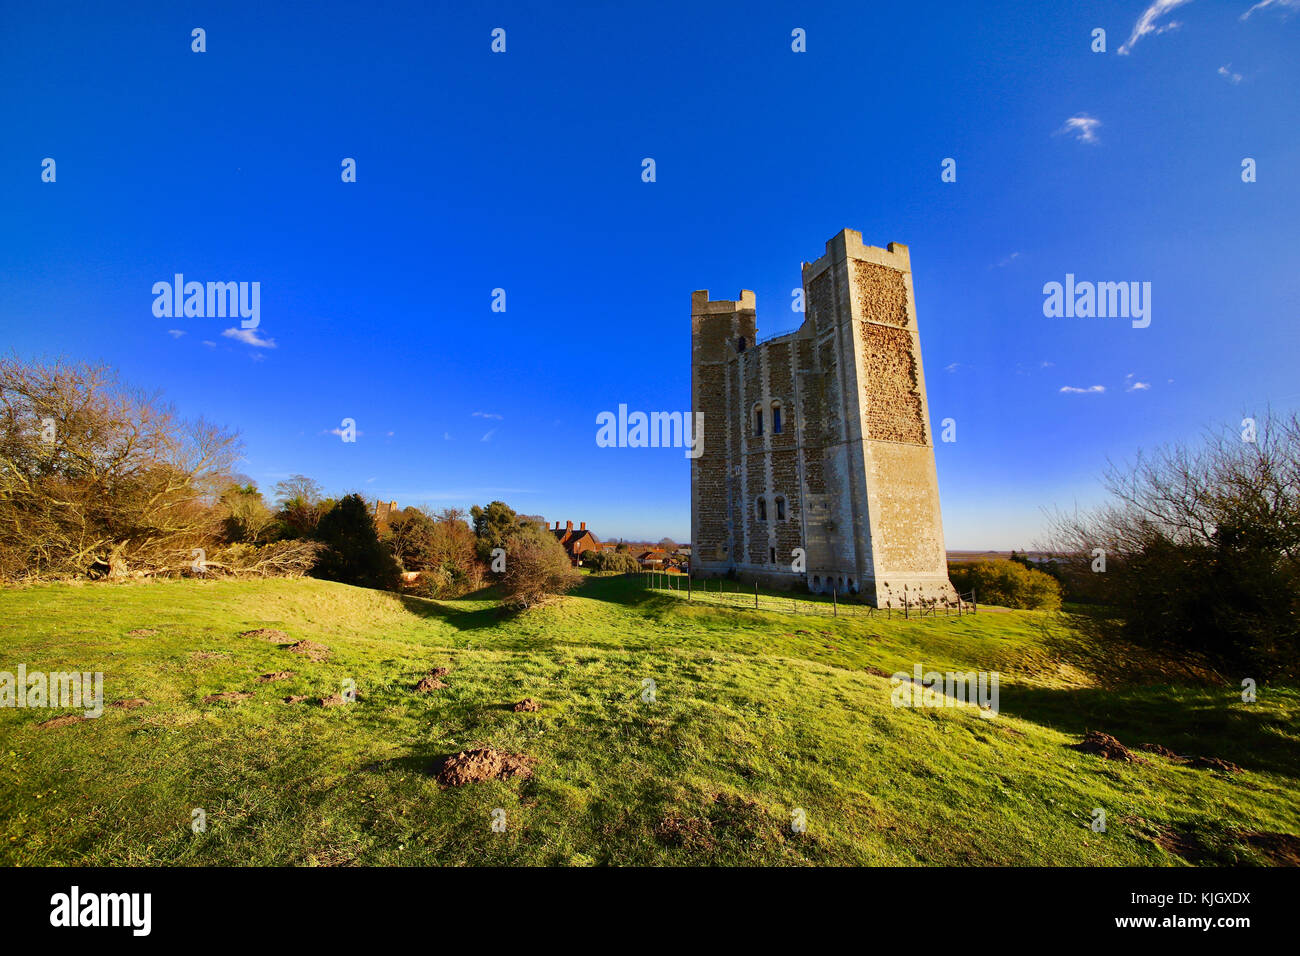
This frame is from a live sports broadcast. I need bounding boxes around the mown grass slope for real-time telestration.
[1,575,1296,866]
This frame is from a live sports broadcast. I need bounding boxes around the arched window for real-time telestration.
[771,400,783,435]
[736,337,747,352]
[774,495,786,521]
[756,497,767,521]
[753,404,764,436]
[813,575,821,589]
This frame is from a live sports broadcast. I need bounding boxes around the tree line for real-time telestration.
[0,357,578,608]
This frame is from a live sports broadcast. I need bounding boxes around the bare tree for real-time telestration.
[0,356,240,579]
[1040,412,1300,671]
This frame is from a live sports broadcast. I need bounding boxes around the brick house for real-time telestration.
[552,520,600,566]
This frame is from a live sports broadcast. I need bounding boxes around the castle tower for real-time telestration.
[690,229,957,607]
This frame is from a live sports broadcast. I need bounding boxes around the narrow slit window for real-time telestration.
[756,497,767,521]
[771,403,783,435]
[754,406,764,436]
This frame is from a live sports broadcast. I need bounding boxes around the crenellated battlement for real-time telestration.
[692,290,757,314]
[802,229,911,282]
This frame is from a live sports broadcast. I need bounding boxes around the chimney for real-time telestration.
[554,521,560,530]
[580,522,587,531]
[566,520,573,531]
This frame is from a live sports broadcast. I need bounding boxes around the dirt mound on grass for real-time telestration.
[655,814,715,851]
[415,675,447,692]
[36,714,86,729]
[1136,743,1185,760]
[285,641,330,662]
[1235,831,1300,866]
[283,695,309,704]
[1136,743,1243,773]
[111,698,151,709]
[255,671,294,683]
[432,748,535,786]
[1189,755,1244,773]
[240,628,289,642]
[202,691,253,704]
[513,698,541,712]
[1070,731,1146,763]
[319,693,354,707]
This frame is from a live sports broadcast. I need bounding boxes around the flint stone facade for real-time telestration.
[690,229,958,608]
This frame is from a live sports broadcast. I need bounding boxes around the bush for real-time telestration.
[583,550,640,574]
[497,522,581,609]
[1043,412,1300,676]
[312,494,402,590]
[948,560,1062,611]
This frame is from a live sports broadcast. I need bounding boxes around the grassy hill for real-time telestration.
[2,575,1297,866]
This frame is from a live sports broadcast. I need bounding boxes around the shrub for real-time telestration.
[583,550,641,574]
[1043,412,1300,676]
[948,560,1062,611]
[497,522,581,609]
[312,494,402,590]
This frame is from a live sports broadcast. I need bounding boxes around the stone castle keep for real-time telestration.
[690,229,958,607]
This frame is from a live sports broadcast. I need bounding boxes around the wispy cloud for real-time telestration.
[1060,384,1106,394]
[1242,0,1299,20]
[167,329,185,338]
[945,362,963,373]
[1125,374,1152,391]
[472,411,503,420]
[322,426,363,438]
[222,327,277,348]
[1217,64,1243,84]
[1057,113,1102,145]
[1118,0,1194,55]
[480,428,497,442]
[201,340,216,348]
[994,252,1021,268]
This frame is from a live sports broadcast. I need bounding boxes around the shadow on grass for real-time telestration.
[1001,681,1300,780]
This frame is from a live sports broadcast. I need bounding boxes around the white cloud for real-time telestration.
[1242,0,1300,20]
[1057,114,1102,144]
[1059,385,1106,394]
[472,411,503,420]
[167,329,185,338]
[1118,0,1194,55]
[481,429,497,442]
[945,362,962,373]
[221,327,277,348]
[201,340,216,347]
[995,252,1021,268]
[1218,64,1243,83]
[1125,374,1152,391]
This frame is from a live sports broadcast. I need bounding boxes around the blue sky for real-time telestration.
[2,0,1297,548]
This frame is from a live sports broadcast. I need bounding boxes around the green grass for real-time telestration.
[1,575,1296,866]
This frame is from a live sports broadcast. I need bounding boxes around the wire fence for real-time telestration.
[639,571,977,620]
